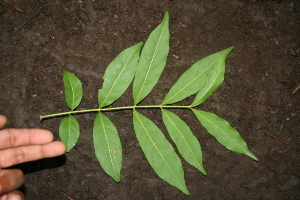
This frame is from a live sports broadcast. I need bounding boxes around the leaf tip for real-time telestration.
[65,147,72,153]
[161,11,169,25]
[245,149,258,161]
[113,176,121,183]
[183,189,190,196]
[251,154,259,161]
[224,46,234,56]
[62,70,69,76]
[137,41,144,46]
[164,11,169,18]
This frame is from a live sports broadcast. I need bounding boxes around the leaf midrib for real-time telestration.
[67,117,72,149]
[99,113,118,176]
[66,73,76,110]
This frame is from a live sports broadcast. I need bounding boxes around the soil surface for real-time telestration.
[1,0,299,199]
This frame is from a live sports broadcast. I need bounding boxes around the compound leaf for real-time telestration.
[163,47,234,105]
[192,109,258,161]
[98,42,143,108]
[93,112,122,182]
[161,109,206,175]
[59,115,80,152]
[63,70,83,110]
[133,109,189,195]
[133,11,170,105]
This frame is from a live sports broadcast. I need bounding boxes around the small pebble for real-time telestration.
[290,111,297,117]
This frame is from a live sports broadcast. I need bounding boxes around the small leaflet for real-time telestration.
[59,115,80,152]
[63,70,83,111]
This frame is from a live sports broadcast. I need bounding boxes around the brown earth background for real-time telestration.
[0,0,299,199]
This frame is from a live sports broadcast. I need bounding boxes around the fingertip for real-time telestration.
[0,115,7,129]
[43,141,66,158]
[58,141,66,154]
[42,129,54,141]
[55,141,66,154]
[6,190,25,200]
[30,129,54,144]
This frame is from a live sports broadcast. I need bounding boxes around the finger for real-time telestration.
[0,141,65,168]
[0,116,7,129]
[0,169,24,196]
[0,128,54,150]
[0,190,25,200]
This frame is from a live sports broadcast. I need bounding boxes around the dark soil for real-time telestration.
[1,0,299,199]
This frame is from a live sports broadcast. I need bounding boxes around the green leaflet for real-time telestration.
[59,115,80,152]
[63,70,83,110]
[98,42,143,108]
[163,47,234,105]
[192,47,234,106]
[133,110,189,195]
[93,112,122,182]
[133,11,169,105]
[192,109,258,161]
[161,109,206,175]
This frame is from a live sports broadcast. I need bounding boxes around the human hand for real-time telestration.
[0,115,65,200]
